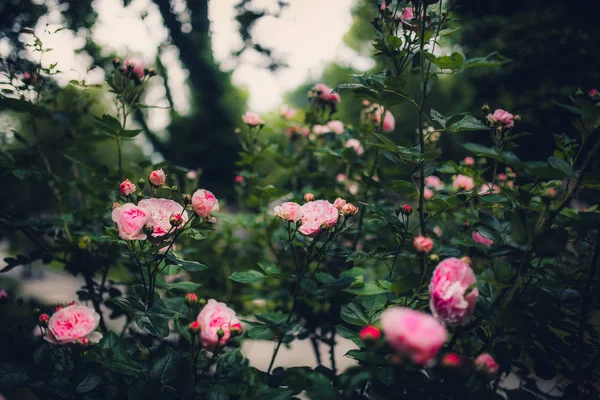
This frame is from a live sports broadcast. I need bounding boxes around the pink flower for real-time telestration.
[478,183,500,195]
[589,89,600,99]
[138,198,188,238]
[304,193,315,202]
[312,124,330,135]
[235,175,244,183]
[497,173,507,181]
[424,187,434,200]
[192,189,220,218]
[120,179,136,196]
[149,169,166,186]
[342,203,358,216]
[472,230,493,247]
[334,197,346,210]
[381,307,447,364]
[274,202,303,222]
[464,157,475,166]
[327,120,345,135]
[45,304,103,345]
[360,325,381,342]
[242,111,264,126]
[313,83,341,104]
[433,226,443,237]
[279,104,297,119]
[111,203,151,240]
[186,170,198,180]
[196,299,241,350]
[348,182,359,195]
[425,175,444,190]
[122,58,145,80]
[413,236,434,253]
[401,7,414,23]
[345,138,364,155]
[429,257,479,325]
[336,174,346,183]
[475,353,499,374]
[382,110,395,132]
[298,200,339,237]
[0,290,8,299]
[486,109,514,128]
[452,174,475,191]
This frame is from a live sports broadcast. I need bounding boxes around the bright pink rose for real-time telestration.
[196,299,241,350]
[345,138,364,155]
[497,173,507,181]
[381,307,447,364]
[478,183,500,195]
[360,325,381,342]
[425,175,444,190]
[122,57,145,80]
[242,111,264,126]
[452,174,475,191]
[401,7,414,23]
[111,203,151,240]
[333,197,347,211]
[120,179,136,196]
[413,236,434,253]
[192,189,220,218]
[149,169,166,186]
[424,187,434,200]
[342,203,358,216]
[138,198,188,238]
[45,304,103,345]
[235,175,244,183]
[429,257,479,325]
[298,200,339,237]
[382,110,395,132]
[475,353,499,374]
[486,109,514,128]
[274,202,303,222]
[279,104,297,119]
[464,156,475,166]
[472,230,493,247]
[327,120,345,135]
[314,83,341,104]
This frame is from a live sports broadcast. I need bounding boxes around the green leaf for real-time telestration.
[247,325,275,340]
[150,348,180,384]
[229,270,265,283]
[257,262,280,275]
[424,51,464,70]
[332,83,365,94]
[463,52,511,69]
[386,35,402,49]
[361,294,387,319]
[167,281,201,292]
[174,314,191,342]
[548,156,574,177]
[446,114,487,132]
[341,303,369,326]
[208,384,230,400]
[109,297,145,315]
[430,108,447,128]
[336,325,362,347]
[76,373,102,394]
[121,129,142,138]
[480,194,508,203]
[135,313,170,338]
[166,254,208,272]
[345,282,388,296]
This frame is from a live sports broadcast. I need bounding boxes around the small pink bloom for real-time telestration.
[424,187,434,200]
[429,257,479,325]
[122,58,145,79]
[274,202,303,222]
[300,126,310,137]
[425,175,444,190]
[336,174,346,183]
[589,89,599,99]
[475,353,499,374]
[312,124,330,135]
[497,173,507,181]
[345,138,364,155]
[334,197,346,210]
[196,299,241,350]
[342,203,358,216]
[313,83,341,104]
[486,109,514,128]
[348,182,359,195]
[433,226,443,237]
[149,169,166,186]
[401,7,414,23]
[327,120,345,135]
[45,304,103,345]
[360,325,381,342]
[362,100,371,107]
[382,110,395,132]
[381,307,447,364]
[235,175,244,183]
[464,157,475,166]
[442,353,462,367]
[279,104,297,119]
[120,179,136,196]
[298,200,339,237]
[242,111,264,126]
[413,236,434,253]
[380,2,387,11]
[452,174,475,191]
[472,230,493,247]
[186,170,198,180]
[304,193,315,202]
[478,183,501,195]
[111,203,151,240]
[0,290,8,299]
[138,198,188,239]
[192,189,220,218]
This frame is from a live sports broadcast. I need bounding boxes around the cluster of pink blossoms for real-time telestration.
[310,83,341,105]
[42,303,103,346]
[242,111,265,127]
[487,108,517,129]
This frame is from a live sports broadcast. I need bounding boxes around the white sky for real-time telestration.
[16,0,373,118]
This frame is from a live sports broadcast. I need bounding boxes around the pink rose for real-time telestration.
[149,169,166,186]
[590,89,600,99]
[486,109,514,128]
[382,110,395,132]
[279,104,297,119]
[341,203,358,216]
[0,290,8,299]
[120,179,136,196]
[381,307,447,364]
[186,170,198,180]
[192,189,220,218]
[475,353,499,374]
[497,173,507,181]
[312,124,330,135]
[111,203,151,240]
[298,200,339,237]
[345,138,364,156]
[274,202,303,222]
[360,325,381,342]
[424,187,434,200]
[138,198,188,238]
[333,197,347,211]
[429,257,479,325]
[242,111,264,126]
[304,193,315,202]
[45,304,103,345]
[348,182,358,195]
[464,156,475,166]
[122,57,145,80]
[327,120,345,135]
[336,174,346,183]
[235,175,244,183]
[478,183,500,195]
[314,83,341,104]
[452,174,475,191]
[401,7,414,24]
[425,175,444,190]
[433,226,443,237]
[413,236,434,253]
[196,299,241,350]
[472,230,493,247]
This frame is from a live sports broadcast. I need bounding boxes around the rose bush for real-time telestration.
[0,2,599,400]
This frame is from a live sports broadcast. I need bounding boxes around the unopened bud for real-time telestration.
[39,314,49,327]
[143,223,154,236]
[230,323,243,337]
[402,204,413,216]
[542,187,557,199]
[481,104,490,114]
[217,328,225,338]
[78,235,91,249]
[342,203,358,216]
[112,202,121,210]
[188,321,201,333]
[441,353,462,368]
[184,293,198,306]
[359,325,381,344]
[182,193,192,206]
[429,254,439,262]
[137,178,146,189]
[113,57,121,67]
[198,298,207,306]
[460,256,472,265]
[304,193,315,202]
[78,337,89,346]
[170,214,184,227]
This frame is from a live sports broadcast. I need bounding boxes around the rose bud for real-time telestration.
[119,179,136,196]
[67,301,77,306]
[169,213,184,227]
[198,298,207,306]
[402,204,413,216]
[342,203,358,216]
[429,254,439,262]
[217,328,225,339]
[55,305,63,312]
[481,103,490,114]
[182,193,192,206]
[475,353,499,375]
[77,337,89,346]
[39,314,50,327]
[441,353,461,368]
[543,188,557,199]
[235,175,244,184]
[333,197,347,211]
[230,322,243,337]
[185,293,198,306]
[113,57,121,67]
[112,202,121,210]
[188,321,201,333]
[359,325,381,343]
[142,223,154,236]
[460,255,472,265]
[304,193,315,202]
[413,236,434,253]
[149,169,166,187]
